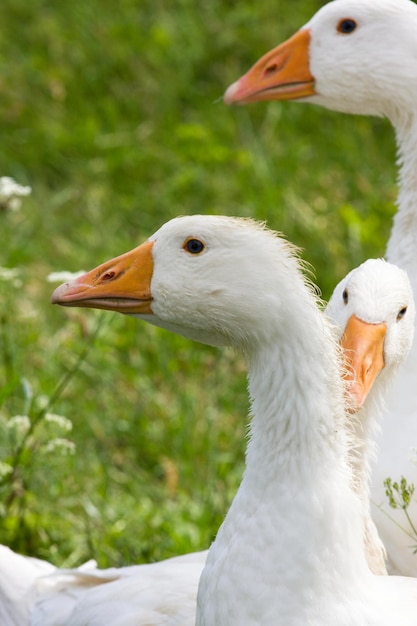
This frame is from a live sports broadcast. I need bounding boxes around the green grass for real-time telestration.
[0,0,399,567]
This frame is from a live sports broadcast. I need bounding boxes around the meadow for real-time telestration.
[0,0,399,567]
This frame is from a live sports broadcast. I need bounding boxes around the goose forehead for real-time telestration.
[350,258,407,282]
[327,260,413,325]
[343,262,413,319]
[308,0,417,57]
[150,215,269,242]
[311,0,416,25]
[148,215,292,263]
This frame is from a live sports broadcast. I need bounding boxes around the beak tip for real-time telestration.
[223,80,241,105]
[50,281,72,305]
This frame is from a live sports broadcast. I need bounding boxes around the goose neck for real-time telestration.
[387,115,417,280]
[246,320,345,475]
[196,307,370,626]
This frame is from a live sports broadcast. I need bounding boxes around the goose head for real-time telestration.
[224,0,417,123]
[327,259,415,410]
[51,215,306,350]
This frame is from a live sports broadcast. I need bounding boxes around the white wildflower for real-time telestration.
[0,266,22,288]
[7,415,31,435]
[44,413,73,432]
[0,267,21,282]
[0,461,13,479]
[42,438,76,455]
[0,177,31,212]
[35,395,50,410]
[47,270,86,283]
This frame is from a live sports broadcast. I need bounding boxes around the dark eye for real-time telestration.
[337,18,357,34]
[342,288,349,305]
[397,306,407,321]
[183,238,205,254]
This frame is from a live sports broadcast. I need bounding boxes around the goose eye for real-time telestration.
[183,238,205,255]
[397,306,408,321]
[342,288,349,305]
[337,18,357,34]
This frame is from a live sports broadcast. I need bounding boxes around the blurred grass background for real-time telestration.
[0,0,398,567]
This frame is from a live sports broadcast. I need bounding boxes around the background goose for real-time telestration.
[0,545,206,626]
[326,258,414,575]
[224,0,417,576]
[48,215,417,625]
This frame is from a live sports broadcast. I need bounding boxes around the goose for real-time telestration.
[326,258,414,576]
[224,0,417,576]
[0,251,410,624]
[46,214,417,625]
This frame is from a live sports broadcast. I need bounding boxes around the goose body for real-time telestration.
[48,215,417,625]
[225,0,417,576]
[0,545,56,626]
[0,545,206,626]
[36,550,205,626]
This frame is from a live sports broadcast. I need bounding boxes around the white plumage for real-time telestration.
[45,215,417,624]
[326,258,414,575]
[0,544,205,626]
[1,218,414,624]
[225,0,417,576]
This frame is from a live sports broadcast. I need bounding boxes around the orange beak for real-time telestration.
[224,29,315,105]
[51,241,154,315]
[341,314,386,411]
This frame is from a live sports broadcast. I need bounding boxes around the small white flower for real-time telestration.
[35,395,50,410]
[0,266,22,288]
[47,270,86,283]
[42,438,76,455]
[0,177,31,212]
[0,461,13,479]
[7,415,31,435]
[0,267,21,282]
[0,177,31,197]
[44,413,73,432]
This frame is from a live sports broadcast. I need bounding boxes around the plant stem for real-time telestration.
[4,314,106,509]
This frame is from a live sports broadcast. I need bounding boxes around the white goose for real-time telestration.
[44,215,417,625]
[326,258,414,575]
[0,251,411,623]
[0,221,412,623]
[224,0,417,576]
